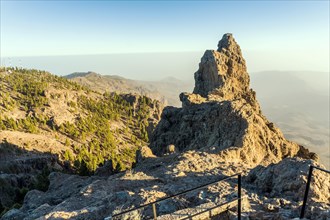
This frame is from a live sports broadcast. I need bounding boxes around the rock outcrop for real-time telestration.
[245,157,330,220]
[247,158,330,203]
[150,33,314,167]
[193,33,250,101]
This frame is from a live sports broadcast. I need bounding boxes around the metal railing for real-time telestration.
[110,173,242,220]
[300,165,330,219]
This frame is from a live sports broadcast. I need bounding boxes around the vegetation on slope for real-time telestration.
[0,67,158,174]
[0,67,162,215]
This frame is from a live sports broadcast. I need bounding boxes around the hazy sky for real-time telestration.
[0,1,329,80]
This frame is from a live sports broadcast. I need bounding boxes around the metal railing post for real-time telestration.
[238,174,241,220]
[300,165,314,219]
[152,203,157,220]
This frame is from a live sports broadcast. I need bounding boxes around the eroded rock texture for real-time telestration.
[150,33,314,167]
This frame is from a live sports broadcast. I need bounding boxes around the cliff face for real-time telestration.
[193,33,250,101]
[150,33,316,167]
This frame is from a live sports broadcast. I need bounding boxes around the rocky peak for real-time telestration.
[217,33,242,55]
[151,33,315,166]
[192,33,250,102]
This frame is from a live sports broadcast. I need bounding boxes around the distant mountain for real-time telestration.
[65,72,193,107]
[64,71,96,79]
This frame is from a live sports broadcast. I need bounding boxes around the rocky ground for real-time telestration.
[2,151,329,219]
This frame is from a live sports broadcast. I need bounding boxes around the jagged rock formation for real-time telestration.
[245,157,330,220]
[246,158,330,204]
[150,33,315,167]
[193,33,250,101]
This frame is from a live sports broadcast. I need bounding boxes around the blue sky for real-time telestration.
[0,1,329,78]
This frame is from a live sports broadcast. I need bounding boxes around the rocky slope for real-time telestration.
[0,68,162,215]
[2,34,329,220]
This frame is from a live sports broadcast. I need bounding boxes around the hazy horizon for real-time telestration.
[1,51,329,81]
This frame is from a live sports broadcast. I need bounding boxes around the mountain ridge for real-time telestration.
[65,71,193,107]
[0,68,163,215]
